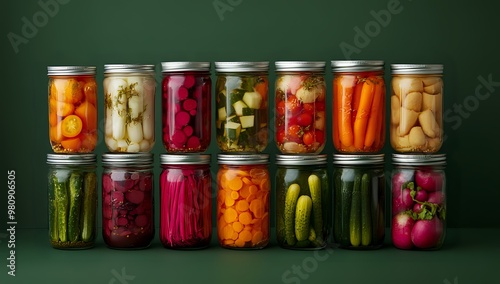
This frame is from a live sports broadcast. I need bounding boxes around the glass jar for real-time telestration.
[102,153,154,249]
[159,154,212,249]
[216,154,270,249]
[47,66,98,153]
[103,64,156,152]
[333,154,385,249]
[391,154,446,250]
[214,62,269,153]
[161,62,211,153]
[390,64,444,153]
[275,155,330,249]
[47,154,97,249]
[275,61,326,154]
[331,60,386,153]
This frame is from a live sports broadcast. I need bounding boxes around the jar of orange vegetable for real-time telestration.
[216,154,270,249]
[48,66,98,153]
[331,60,386,153]
[275,61,326,154]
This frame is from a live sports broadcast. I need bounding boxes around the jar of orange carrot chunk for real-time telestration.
[331,61,386,153]
[216,154,270,249]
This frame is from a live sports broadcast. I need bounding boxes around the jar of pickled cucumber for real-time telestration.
[331,60,386,153]
[102,153,154,249]
[214,62,269,153]
[391,154,446,250]
[47,66,97,153]
[216,154,270,249]
[161,62,211,153]
[47,154,97,249]
[390,64,444,153]
[333,154,385,249]
[160,154,212,249]
[103,64,156,153]
[275,61,326,154]
[275,155,330,249]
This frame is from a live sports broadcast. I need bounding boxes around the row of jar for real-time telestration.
[48,61,444,155]
[47,152,446,250]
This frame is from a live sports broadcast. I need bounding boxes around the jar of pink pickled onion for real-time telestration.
[160,154,212,249]
[161,62,211,153]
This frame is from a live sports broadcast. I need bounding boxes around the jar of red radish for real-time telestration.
[275,61,326,154]
[216,154,270,249]
[331,60,386,153]
[214,62,269,153]
[159,154,212,249]
[161,62,211,153]
[391,154,446,250]
[102,153,154,249]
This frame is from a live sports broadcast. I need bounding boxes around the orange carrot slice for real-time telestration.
[230,191,239,200]
[232,221,243,233]
[249,199,264,218]
[251,231,263,245]
[234,238,246,247]
[239,212,253,225]
[236,200,249,212]
[240,185,250,198]
[239,230,252,242]
[249,185,258,195]
[224,208,238,223]
[242,177,253,185]
[228,177,243,191]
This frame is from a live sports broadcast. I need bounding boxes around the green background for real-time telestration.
[1,0,499,283]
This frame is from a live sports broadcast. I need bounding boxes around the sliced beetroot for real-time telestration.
[119,229,132,237]
[115,179,135,192]
[119,209,128,216]
[130,172,140,180]
[111,191,124,204]
[135,214,149,227]
[117,217,128,226]
[175,103,182,113]
[175,111,190,128]
[193,85,203,99]
[172,130,187,146]
[189,110,197,116]
[126,190,145,204]
[183,75,195,89]
[183,99,197,111]
[135,204,145,215]
[103,207,113,219]
[128,215,134,220]
[186,136,201,149]
[183,125,194,137]
[177,86,189,100]
[103,175,113,193]
[139,176,152,191]
[107,219,115,231]
[103,194,111,206]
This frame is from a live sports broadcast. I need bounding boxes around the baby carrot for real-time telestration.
[338,76,355,148]
[353,79,376,150]
[351,79,364,121]
[364,78,384,148]
[332,78,341,149]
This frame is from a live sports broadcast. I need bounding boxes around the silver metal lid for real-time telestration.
[104,64,155,74]
[275,61,325,72]
[47,154,96,165]
[161,62,210,72]
[214,62,269,73]
[217,154,269,165]
[333,154,384,165]
[47,66,96,76]
[160,154,211,165]
[391,64,443,75]
[331,60,384,72]
[392,154,446,166]
[102,153,153,166]
[276,154,327,166]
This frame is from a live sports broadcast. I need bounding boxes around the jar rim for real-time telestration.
[104,64,155,74]
[214,61,269,73]
[331,60,384,72]
[217,154,269,165]
[102,153,153,166]
[276,154,327,165]
[160,154,211,165]
[333,154,384,165]
[275,61,325,72]
[391,64,443,74]
[47,66,96,76]
[47,154,96,165]
[392,153,446,165]
[161,62,210,72]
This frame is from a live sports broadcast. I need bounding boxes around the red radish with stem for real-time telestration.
[411,217,443,249]
[415,189,428,202]
[427,191,444,205]
[415,170,443,192]
[392,212,415,249]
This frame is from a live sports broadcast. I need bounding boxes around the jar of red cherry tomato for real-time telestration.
[102,153,154,249]
[331,60,386,153]
[161,62,211,153]
[275,61,326,154]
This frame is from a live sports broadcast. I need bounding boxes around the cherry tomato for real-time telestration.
[303,131,315,146]
[315,129,325,144]
[287,124,303,142]
[276,129,286,144]
[316,101,326,111]
[61,115,83,138]
[296,113,313,127]
[286,95,302,115]
[277,100,286,116]
[303,103,314,114]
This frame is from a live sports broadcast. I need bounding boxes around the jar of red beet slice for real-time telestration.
[160,154,212,249]
[161,62,211,153]
[102,153,154,249]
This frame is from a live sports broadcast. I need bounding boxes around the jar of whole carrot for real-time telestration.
[275,155,330,250]
[390,64,443,153]
[216,154,270,249]
[103,64,156,153]
[48,66,98,153]
[159,154,212,249]
[214,62,269,153]
[161,62,211,153]
[275,61,326,154]
[331,60,386,153]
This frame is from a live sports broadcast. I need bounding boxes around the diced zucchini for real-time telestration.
[242,107,254,116]
[230,89,246,105]
[217,91,227,106]
[242,92,262,109]
[227,115,240,123]
[239,115,255,128]
[233,100,248,117]
[224,122,241,141]
[218,107,227,121]
[216,119,223,129]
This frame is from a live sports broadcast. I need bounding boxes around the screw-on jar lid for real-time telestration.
[392,154,446,166]
[160,154,211,165]
[102,153,153,167]
[275,61,325,72]
[333,154,384,165]
[391,64,443,75]
[276,154,327,165]
[47,154,97,165]
[217,154,269,165]
[161,62,210,72]
[47,66,96,76]
[214,62,269,73]
[331,60,384,72]
[104,64,155,74]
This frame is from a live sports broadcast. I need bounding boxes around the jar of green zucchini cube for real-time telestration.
[275,155,330,249]
[333,154,385,249]
[214,62,269,153]
[47,154,97,249]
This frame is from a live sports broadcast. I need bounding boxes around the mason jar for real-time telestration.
[161,62,211,153]
[160,154,212,249]
[275,155,330,249]
[103,64,156,153]
[333,154,385,249]
[331,60,386,153]
[391,154,446,250]
[216,154,270,249]
[47,154,97,249]
[275,61,326,154]
[214,62,269,153]
[47,66,97,153]
[390,64,444,153]
[102,153,154,249]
